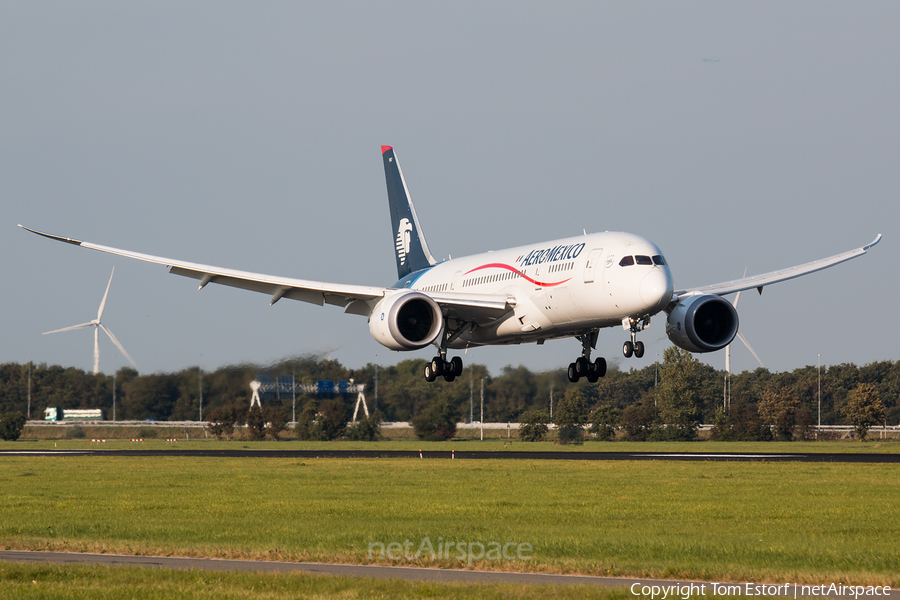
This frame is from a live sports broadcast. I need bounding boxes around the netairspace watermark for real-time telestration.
[368,536,533,566]
[630,583,893,600]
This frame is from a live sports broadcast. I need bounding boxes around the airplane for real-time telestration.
[20,146,881,383]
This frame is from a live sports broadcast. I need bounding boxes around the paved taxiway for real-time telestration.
[1,449,898,462]
[2,551,896,598]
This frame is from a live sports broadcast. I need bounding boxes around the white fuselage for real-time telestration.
[399,231,675,348]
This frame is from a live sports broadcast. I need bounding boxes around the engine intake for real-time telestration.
[369,291,443,351]
[666,294,739,353]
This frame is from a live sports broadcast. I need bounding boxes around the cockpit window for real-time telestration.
[652,255,666,266]
[619,256,635,267]
[635,255,653,265]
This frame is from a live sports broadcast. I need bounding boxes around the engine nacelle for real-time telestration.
[369,291,444,351]
[666,294,739,353]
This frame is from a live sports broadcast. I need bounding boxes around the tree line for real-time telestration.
[0,350,897,438]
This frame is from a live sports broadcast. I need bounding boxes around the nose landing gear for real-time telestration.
[568,331,607,383]
[622,317,647,359]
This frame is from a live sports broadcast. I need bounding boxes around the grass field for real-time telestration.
[0,562,631,600]
[1,454,897,586]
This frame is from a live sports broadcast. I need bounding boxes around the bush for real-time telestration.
[245,405,266,441]
[317,399,348,441]
[622,398,658,441]
[554,389,587,444]
[709,403,771,442]
[412,398,461,441]
[518,410,550,442]
[346,411,382,441]
[0,411,27,441]
[264,407,290,441]
[841,383,886,441]
[65,425,87,439]
[588,406,621,441]
[137,426,158,439]
[207,404,244,439]
[294,399,348,441]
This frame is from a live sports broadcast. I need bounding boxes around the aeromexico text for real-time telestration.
[517,243,585,267]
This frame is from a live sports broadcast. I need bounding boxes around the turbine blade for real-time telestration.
[731,268,748,309]
[100,324,138,369]
[736,331,765,369]
[43,322,94,335]
[97,266,115,321]
[94,326,100,375]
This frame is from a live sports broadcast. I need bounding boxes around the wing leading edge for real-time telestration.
[676,234,882,299]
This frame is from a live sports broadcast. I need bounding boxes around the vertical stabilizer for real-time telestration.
[382,146,437,278]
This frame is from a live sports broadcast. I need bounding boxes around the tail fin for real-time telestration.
[381,146,437,278]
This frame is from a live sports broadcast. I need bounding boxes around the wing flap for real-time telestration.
[428,291,514,322]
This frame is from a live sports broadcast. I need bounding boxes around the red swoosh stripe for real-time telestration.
[464,263,571,288]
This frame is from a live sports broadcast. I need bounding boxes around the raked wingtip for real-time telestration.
[864,234,882,251]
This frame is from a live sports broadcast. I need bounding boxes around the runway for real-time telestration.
[1,448,898,462]
[2,550,896,598]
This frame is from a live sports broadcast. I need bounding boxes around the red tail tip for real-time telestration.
[381,145,393,154]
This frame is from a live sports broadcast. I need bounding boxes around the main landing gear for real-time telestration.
[567,331,607,383]
[424,353,463,382]
[423,321,471,382]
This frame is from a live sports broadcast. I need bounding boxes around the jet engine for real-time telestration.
[665,294,739,353]
[369,290,444,351]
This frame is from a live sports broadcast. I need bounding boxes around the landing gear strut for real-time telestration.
[423,321,467,383]
[567,330,607,383]
[622,317,647,359]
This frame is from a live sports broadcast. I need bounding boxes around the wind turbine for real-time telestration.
[724,269,765,410]
[43,267,137,375]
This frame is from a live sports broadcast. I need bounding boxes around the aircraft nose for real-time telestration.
[640,268,674,312]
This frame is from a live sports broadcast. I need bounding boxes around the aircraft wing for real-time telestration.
[675,234,882,299]
[19,225,387,316]
[19,225,516,321]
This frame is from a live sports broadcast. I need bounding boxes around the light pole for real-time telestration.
[373,355,378,414]
[817,354,821,428]
[480,378,484,441]
[549,383,553,419]
[198,367,203,422]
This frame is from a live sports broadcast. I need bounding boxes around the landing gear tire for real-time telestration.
[574,357,589,377]
[425,355,463,382]
[431,356,445,376]
[633,341,645,358]
[450,356,463,377]
[593,357,607,377]
[567,363,579,383]
[623,341,634,358]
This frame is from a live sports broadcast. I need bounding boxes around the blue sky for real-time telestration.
[2,2,897,377]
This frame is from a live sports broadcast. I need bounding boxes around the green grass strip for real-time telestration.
[0,562,631,600]
[1,457,897,585]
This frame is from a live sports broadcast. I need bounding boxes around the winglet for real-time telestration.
[864,234,882,251]
[381,145,393,154]
[18,224,84,246]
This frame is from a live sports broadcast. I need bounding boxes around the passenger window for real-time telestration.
[635,255,652,265]
[652,255,666,266]
[619,256,635,267]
